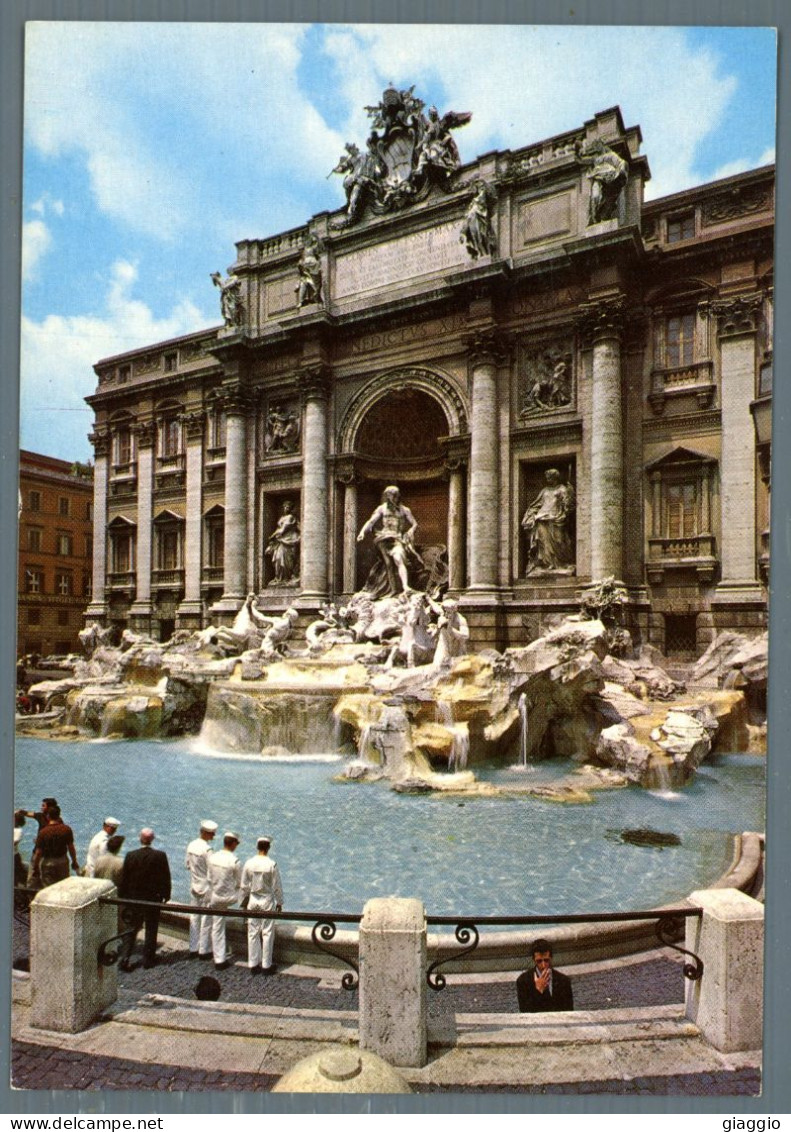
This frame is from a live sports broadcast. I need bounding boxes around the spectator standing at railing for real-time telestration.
[30,805,80,888]
[240,836,283,976]
[93,834,126,887]
[516,938,574,1013]
[85,816,120,877]
[185,819,218,959]
[117,828,171,971]
[207,832,242,971]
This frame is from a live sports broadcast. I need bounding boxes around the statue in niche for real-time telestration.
[460,181,497,259]
[264,406,301,454]
[210,271,245,328]
[357,485,420,596]
[265,500,301,586]
[577,138,628,225]
[519,353,572,418]
[521,469,576,576]
[295,233,323,307]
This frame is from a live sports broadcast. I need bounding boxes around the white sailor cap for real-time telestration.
[200,820,218,833]
[104,816,120,828]
[224,830,241,843]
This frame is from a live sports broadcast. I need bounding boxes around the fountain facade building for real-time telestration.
[85,99,773,655]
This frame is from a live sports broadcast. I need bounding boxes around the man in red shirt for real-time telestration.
[31,806,79,888]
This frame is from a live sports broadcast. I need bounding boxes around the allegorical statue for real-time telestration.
[330,138,385,225]
[211,271,245,328]
[357,485,419,596]
[577,138,628,225]
[414,105,471,183]
[460,181,497,259]
[521,469,575,575]
[295,233,323,307]
[265,500,300,586]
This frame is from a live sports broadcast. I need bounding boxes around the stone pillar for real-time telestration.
[714,297,761,588]
[298,367,330,603]
[447,462,465,591]
[30,878,118,1033]
[178,409,205,625]
[341,475,358,595]
[588,302,624,580]
[86,428,109,620]
[217,389,249,609]
[359,897,427,1068]
[685,887,764,1052]
[130,420,155,630]
[466,334,504,594]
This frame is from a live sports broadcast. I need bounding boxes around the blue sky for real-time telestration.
[20,22,777,462]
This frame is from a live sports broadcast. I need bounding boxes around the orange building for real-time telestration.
[18,450,94,658]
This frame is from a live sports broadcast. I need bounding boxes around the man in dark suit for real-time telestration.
[516,938,574,1013]
[118,828,171,970]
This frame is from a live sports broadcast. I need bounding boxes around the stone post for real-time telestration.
[466,333,504,594]
[219,388,249,607]
[30,877,118,1033]
[447,463,466,591]
[86,428,109,619]
[359,897,427,1068]
[685,887,764,1052]
[130,420,155,630]
[588,302,624,580]
[298,366,330,603]
[178,409,205,624]
[714,296,761,588]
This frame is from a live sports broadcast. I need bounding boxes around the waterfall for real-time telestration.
[518,693,529,766]
[448,722,469,773]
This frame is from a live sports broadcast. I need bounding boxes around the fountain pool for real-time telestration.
[14,737,764,918]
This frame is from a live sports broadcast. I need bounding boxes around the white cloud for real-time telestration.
[710,145,776,183]
[20,259,209,460]
[21,219,52,281]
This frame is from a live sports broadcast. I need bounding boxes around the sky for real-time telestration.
[19,22,778,462]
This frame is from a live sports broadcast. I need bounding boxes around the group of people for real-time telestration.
[14,800,283,978]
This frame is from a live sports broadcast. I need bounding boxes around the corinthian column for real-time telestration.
[85,427,109,621]
[178,409,205,625]
[130,420,155,630]
[586,301,625,580]
[466,332,505,593]
[298,366,330,603]
[218,388,250,607]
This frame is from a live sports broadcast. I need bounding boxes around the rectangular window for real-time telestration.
[85,534,93,558]
[164,352,178,373]
[210,410,227,449]
[84,573,92,597]
[159,528,180,570]
[56,572,73,596]
[113,535,132,573]
[207,522,224,568]
[667,213,695,243]
[29,490,41,512]
[666,482,697,539]
[86,501,94,521]
[57,609,70,627]
[57,533,74,556]
[58,497,70,517]
[115,429,132,466]
[665,314,695,368]
[28,528,42,552]
[26,568,44,593]
[161,418,181,457]
[27,608,41,625]
[118,364,131,383]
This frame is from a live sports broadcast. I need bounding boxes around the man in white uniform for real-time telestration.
[185,819,217,958]
[207,831,241,970]
[85,817,120,878]
[240,837,283,975]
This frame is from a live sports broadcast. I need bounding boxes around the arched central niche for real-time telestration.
[349,386,453,591]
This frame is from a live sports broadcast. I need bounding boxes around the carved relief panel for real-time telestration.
[516,339,575,421]
[262,398,302,457]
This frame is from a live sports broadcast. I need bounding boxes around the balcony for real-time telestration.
[648,361,715,415]
[151,568,185,591]
[201,566,225,585]
[646,534,717,584]
[107,571,136,593]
